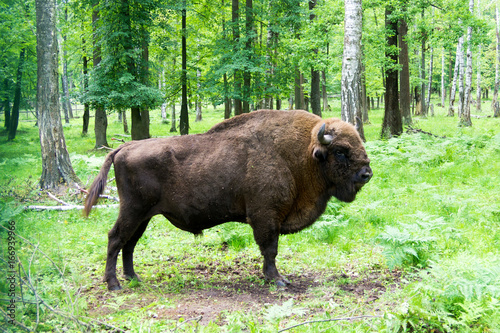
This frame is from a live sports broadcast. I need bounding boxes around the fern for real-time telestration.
[263,299,307,322]
[377,212,444,269]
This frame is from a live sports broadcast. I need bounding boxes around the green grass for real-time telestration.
[1,101,500,332]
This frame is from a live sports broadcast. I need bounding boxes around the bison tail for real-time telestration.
[83,149,119,217]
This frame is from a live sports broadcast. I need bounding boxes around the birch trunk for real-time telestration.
[341,0,363,132]
[449,37,463,116]
[461,0,473,127]
[441,48,446,108]
[492,5,500,115]
[425,46,433,117]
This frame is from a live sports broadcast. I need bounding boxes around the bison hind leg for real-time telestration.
[104,212,151,291]
[122,218,151,282]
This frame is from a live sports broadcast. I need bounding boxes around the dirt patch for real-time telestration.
[84,263,404,326]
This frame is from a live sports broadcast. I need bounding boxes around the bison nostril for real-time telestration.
[358,168,372,183]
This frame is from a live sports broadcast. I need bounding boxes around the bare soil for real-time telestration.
[83,259,403,326]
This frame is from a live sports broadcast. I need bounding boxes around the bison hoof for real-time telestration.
[273,277,291,288]
[108,284,122,291]
[124,273,142,282]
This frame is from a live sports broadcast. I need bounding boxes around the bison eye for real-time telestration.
[334,151,348,162]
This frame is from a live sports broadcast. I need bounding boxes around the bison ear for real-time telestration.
[313,147,328,161]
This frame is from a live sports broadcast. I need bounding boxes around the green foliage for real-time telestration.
[387,255,500,332]
[263,298,307,322]
[377,212,444,269]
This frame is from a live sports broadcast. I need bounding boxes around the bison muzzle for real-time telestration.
[84,110,372,291]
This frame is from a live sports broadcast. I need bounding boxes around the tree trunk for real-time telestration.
[92,2,108,148]
[224,73,231,119]
[441,48,446,108]
[398,18,411,126]
[242,0,252,114]
[8,48,25,141]
[36,0,79,189]
[131,107,149,140]
[476,0,481,113]
[232,0,242,116]
[492,5,500,114]
[180,0,189,135]
[321,70,328,113]
[341,0,363,139]
[309,0,321,117]
[420,12,426,117]
[461,0,473,127]
[2,79,10,129]
[82,39,90,135]
[195,67,202,121]
[458,35,465,118]
[425,46,433,117]
[449,37,463,117]
[381,6,401,138]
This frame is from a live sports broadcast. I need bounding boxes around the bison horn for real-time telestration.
[318,123,333,145]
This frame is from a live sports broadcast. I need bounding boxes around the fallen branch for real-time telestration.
[112,137,125,143]
[0,307,33,332]
[76,184,119,202]
[25,204,119,211]
[46,191,71,206]
[97,146,113,151]
[471,114,491,119]
[406,125,446,139]
[278,315,383,332]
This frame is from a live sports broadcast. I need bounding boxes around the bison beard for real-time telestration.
[84,110,372,291]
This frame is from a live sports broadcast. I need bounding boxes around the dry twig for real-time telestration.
[278,315,383,332]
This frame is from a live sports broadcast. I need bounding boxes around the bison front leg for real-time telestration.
[251,219,290,287]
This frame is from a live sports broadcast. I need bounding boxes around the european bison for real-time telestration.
[84,110,372,290]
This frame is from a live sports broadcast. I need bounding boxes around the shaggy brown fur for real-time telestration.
[84,110,372,290]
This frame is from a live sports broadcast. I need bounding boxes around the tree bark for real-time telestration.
[82,38,90,135]
[309,0,321,117]
[8,48,25,141]
[492,6,500,115]
[449,37,463,117]
[232,0,242,115]
[3,79,11,129]
[195,67,202,121]
[441,48,446,108]
[398,18,411,125]
[425,46,433,116]
[381,6,401,138]
[36,0,79,189]
[461,0,473,127]
[321,70,328,113]
[341,0,363,139]
[92,2,108,148]
[180,0,189,135]
[242,0,252,114]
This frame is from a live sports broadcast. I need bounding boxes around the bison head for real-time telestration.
[311,120,372,202]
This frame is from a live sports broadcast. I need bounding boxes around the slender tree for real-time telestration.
[492,5,500,116]
[461,0,473,127]
[36,0,79,189]
[449,36,463,117]
[242,0,253,113]
[92,3,108,148]
[309,0,321,117]
[399,18,411,126]
[180,0,189,134]
[381,5,401,138]
[7,48,25,141]
[232,0,242,115]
